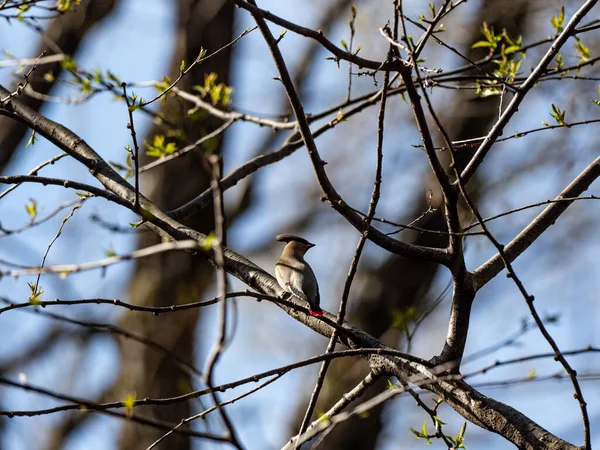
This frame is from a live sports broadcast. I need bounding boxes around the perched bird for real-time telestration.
[274,234,323,317]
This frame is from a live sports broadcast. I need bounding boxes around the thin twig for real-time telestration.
[0,152,67,200]
[31,200,84,297]
[204,154,242,448]
[285,372,380,449]
[0,175,132,209]
[139,27,256,107]
[0,240,202,277]
[0,51,44,104]
[345,5,357,102]
[413,0,453,58]
[121,83,141,209]
[0,198,80,237]
[0,291,271,315]
[145,374,282,450]
[139,119,234,173]
[0,53,64,67]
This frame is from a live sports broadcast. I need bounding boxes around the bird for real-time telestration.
[274,234,323,317]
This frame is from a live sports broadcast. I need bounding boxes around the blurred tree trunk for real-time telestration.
[0,0,118,171]
[290,1,533,448]
[115,1,235,449]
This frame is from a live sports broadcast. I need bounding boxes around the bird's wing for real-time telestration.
[288,280,309,302]
[301,264,319,303]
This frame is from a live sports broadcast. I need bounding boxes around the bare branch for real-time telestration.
[0,240,202,277]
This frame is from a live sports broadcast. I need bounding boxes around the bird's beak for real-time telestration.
[307,242,315,249]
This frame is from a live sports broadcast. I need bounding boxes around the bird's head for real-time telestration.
[275,234,315,255]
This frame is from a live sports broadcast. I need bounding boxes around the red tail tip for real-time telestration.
[310,310,324,317]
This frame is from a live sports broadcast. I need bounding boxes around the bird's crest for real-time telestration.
[275,234,315,247]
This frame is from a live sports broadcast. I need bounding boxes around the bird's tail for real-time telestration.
[309,308,323,317]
